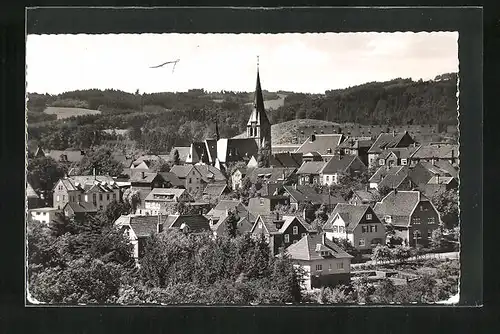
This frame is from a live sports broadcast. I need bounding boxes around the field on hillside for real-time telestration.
[244,94,286,111]
[44,107,101,120]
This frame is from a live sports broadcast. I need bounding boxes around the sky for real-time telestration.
[26,32,458,95]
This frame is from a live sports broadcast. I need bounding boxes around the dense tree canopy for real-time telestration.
[75,147,124,177]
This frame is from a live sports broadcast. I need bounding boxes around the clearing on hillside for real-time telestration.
[44,107,101,120]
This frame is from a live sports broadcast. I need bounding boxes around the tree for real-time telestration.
[377,185,392,198]
[76,147,124,177]
[27,156,66,198]
[311,204,328,232]
[431,190,459,229]
[122,188,141,213]
[149,158,171,173]
[225,210,240,238]
[430,228,445,251]
[371,245,392,264]
[101,200,132,222]
[173,149,181,165]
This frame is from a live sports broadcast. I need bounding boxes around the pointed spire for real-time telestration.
[254,56,265,113]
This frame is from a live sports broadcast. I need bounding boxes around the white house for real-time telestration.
[29,207,61,225]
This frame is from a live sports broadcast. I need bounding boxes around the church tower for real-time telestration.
[247,58,271,150]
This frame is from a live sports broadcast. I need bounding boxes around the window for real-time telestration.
[293,240,298,244]
[316,264,322,271]
[56,195,60,201]
[107,194,110,201]
[98,194,102,201]
[339,226,344,233]
[374,225,378,233]
[93,194,97,203]
[401,159,408,165]
[359,239,365,246]
[362,226,367,233]
[333,226,338,233]
[337,262,344,269]
[113,194,116,200]
[384,215,392,223]
[379,159,385,165]
[293,226,298,235]
[258,222,263,228]
[78,195,81,202]
[192,171,195,175]
[189,178,192,184]
[43,212,47,216]
[284,234,290,243]
[428,230,432,239]
[62,195,65,201]
[329,264,332,270]
[366,213,372,220]
[301,233,307,238]
[85,195,88,202]
[428,217,436,224]
[36,212,40,215]
[413,217,421,225]
[99,205,103,210]
[326,175,330,182]
[259,198,264,205]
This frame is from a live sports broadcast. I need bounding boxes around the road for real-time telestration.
[351,251,459,268]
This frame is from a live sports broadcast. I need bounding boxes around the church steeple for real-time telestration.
[247,57,271,150]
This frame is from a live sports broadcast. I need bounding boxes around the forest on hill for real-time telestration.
[27,73,458,154]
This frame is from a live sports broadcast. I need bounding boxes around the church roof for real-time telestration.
[247,69,270,127]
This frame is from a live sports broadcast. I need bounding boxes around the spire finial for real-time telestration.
[257,55,259,69]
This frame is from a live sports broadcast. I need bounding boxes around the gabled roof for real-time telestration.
[194,165,227,183]
[295,134,344,155]
[207,200,256,222]
[270,153,303,168]
[428,175,456,185]
[159,172,184,187]
[56,175,119,192]
[338,136,374,149]
[189,142,210,164]
[352,189,378,203]
[373,190,427,227]
[129,215,163,237]
[205,139,218,163]
[278,215,315,234]
[378,167,410,189]
[212,215,253,236]
[323,203,371,232]
[282,185,344,206]
[412,144,459,160]
[203,183,228,197]
[26,182,39,199]
[170,165,195,179]
[319,155,358,174]
[64,201,98,214]
[144,188,188,202]
[378,147,419,160]
[297,161,326,175]
[419,161,458,178]
[167,214,211,233]
[286,233,353,261]
[129,172,162,184]
[369,166,404,183]
[367,132,413,154]
[247,167,297,183]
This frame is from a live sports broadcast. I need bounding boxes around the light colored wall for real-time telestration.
[368,153,378,168]
[30,209,59,225]
[321,173,338,186]
[298,258,351,276]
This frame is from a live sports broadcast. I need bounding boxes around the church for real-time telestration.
[185,65,272,171]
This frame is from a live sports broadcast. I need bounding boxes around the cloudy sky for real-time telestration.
[26,32,458,94]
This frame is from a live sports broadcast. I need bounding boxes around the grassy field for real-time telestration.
[44,107,101,120]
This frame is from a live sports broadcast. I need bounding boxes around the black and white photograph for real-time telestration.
[26,28,461,305]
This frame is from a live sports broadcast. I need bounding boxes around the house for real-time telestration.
[26,182,43,209]
[296,161,325,185]
[374,190,441,247]
[142,188,194,215]
[336,136,374,166]
[129,171,169,191]
[46,150,86,164]
[115,214,165,260]
[377,167,414,191]
[271,144,301,154]
[52,175,121,211]
[170,165,205,194]
[319,155,367,186]
[166,214,211,234]
[278,185,345,212]
[210,212,254,237]
[369,166,409,190]
[247,196,291,217]
[129,155,164,171]
[408,161,458,188]
[367,131,416,168]
[206,200,256,226]
[286,233,353,290]
[250,213,315,256]
[246,167,297,186]
[203,183,229,198]
[231,167,247,190]
[159,172,185,189]
[29,207,61,225]
[63,201,99,219]
[301,151,324,162]
[410,143,459,166]
[323,204,386,251]
[375,146,419,168]
[186,142,210,165]
[295,134,345,161]
[348,189,379,206]
[419,176,458,199]
[194,165,228,184]
[269,152,303,168]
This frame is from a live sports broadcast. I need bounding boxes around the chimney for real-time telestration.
[436,174,440,184]
[322,233,326,245]
[311,134,316,142]
[392,130,395,137]
[141,171,145,179]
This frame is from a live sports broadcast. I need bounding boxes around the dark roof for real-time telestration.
[320,155,358,174]
[194,165,227,183]
[286,233,353,261]
[323,203,370,232]
[282,185,344,206]
[189,142,210,164]
[369,166,405,183]
[352,189,378,203]
[378,147,419,160]
[368,132,413,154]
[159,172,184,187]
[129,172,162,184]
[378,167,410,189]
[246,68,270,128]
[338,136,374,149]
[207,200,256,222]
[373,190,427,227]
[170,165,194,179]
[57,175,119,192]
[297,161,326,175]
[167,214,211,233]
[295,134,344,155]
[213,215,253,236]
[129,215,163,237]
[144,188,188,202]
[205,139,218,163]
[412,144,459,160]
[247,167,297,183]
[203,183,228,197]
[65,201,98,213]
[270,153,303,168]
